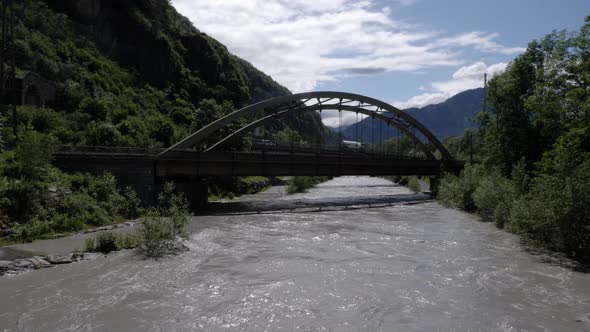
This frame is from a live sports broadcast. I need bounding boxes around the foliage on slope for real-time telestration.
[4,0,323,149]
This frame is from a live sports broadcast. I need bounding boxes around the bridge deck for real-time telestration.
[54,150,462,177]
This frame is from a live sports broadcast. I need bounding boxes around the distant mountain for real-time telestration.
[340,88,484,143]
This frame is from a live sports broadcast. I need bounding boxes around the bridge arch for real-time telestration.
[159,92,453,161]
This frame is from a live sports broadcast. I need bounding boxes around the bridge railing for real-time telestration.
[57,146,167,155]
[249,141,429,160]
[56,143,432,162]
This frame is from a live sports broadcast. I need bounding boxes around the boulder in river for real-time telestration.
[46,255,73,265]
[0,260,13,274]
[28,257,52,269]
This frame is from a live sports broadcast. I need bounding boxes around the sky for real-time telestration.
[171,0,590,126]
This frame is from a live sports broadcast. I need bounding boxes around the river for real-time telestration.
[1,176,589,331]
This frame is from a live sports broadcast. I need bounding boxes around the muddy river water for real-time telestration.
[1,176,589,331]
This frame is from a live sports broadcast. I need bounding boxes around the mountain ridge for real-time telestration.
[339,88,484,142]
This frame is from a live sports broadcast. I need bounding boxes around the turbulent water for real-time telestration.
[1,176,589,331]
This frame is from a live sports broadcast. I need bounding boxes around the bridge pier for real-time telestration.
[429,176,440,196]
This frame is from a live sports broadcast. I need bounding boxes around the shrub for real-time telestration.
[84,232,140,253]
[94,232,118,253]
[120,187,142,219]
[139,182,190,257]
[509,160,590,259]
[438,164,482,211]
[51,213,85,232]
[157,182,189,216]
[84,237,96,252]
[116,233,140,250]
[287,176,329,194]
[60,193,113,226]
[139,210,189,257]
[437,173,463,208]
[88,172,118,202]
[473,170,515,227]
[139,213,175,257]
[407,176,421,193]
[13,219,55,243]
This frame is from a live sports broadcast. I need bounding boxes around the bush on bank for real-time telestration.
[140,182,190,257]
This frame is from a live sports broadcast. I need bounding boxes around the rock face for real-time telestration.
[75,0,101,20]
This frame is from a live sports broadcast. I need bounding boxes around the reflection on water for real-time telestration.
[1,176,589,331]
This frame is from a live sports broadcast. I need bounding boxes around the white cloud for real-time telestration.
[393,62,508,109]
[435,32,526,55]
[171,0,523,93]
[321,110,368,128]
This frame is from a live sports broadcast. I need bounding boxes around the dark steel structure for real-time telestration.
[159,91,454,162]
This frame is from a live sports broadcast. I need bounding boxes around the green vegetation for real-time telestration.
[1,0,323,149]
[84,182,190,257]
[0,128,142,244]
[83,231,140,254]
[439,17,590,262]
[407,177,422,193]
[139,182,190,257]
[287,176,331,194]
[93,232,119,254]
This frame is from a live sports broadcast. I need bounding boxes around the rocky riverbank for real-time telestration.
[0,251,108,276]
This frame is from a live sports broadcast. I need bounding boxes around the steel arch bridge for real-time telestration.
[53,91,464,206]
[159,91,454,162]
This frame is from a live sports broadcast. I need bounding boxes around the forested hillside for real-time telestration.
[3,0,323,148]
[439,17,590,263]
